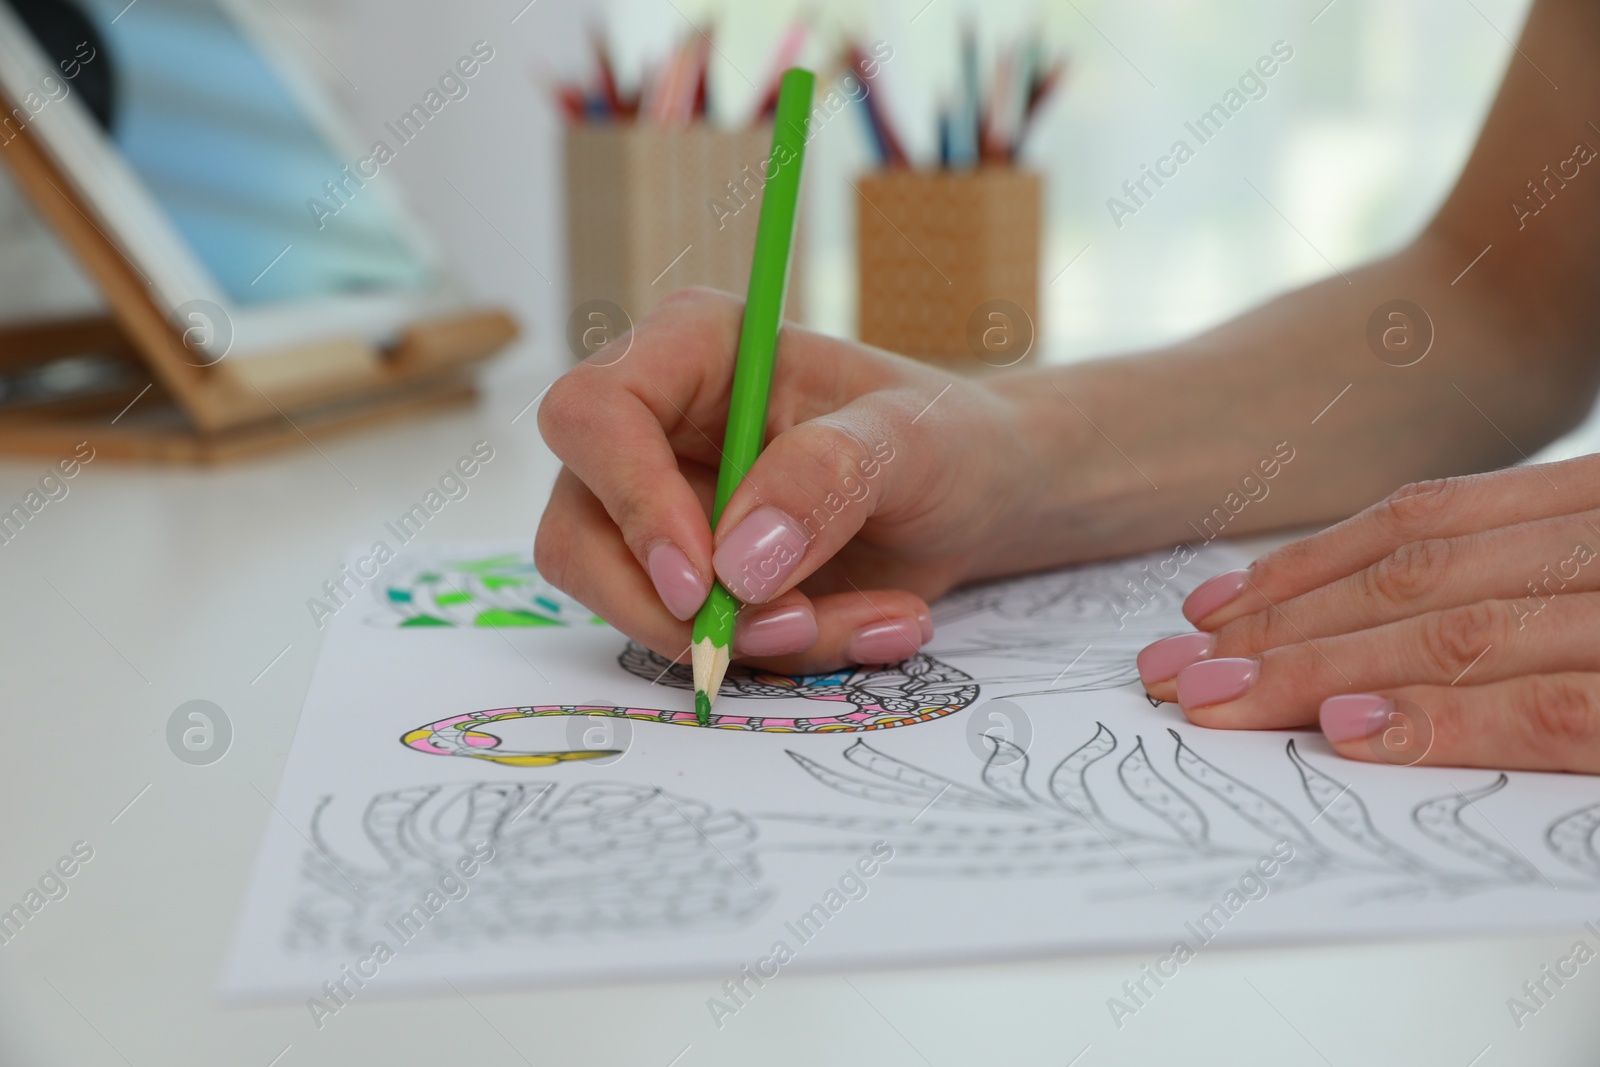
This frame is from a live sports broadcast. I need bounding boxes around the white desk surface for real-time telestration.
[2,368,1598,1067]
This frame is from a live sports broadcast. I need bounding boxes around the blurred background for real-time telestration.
[0,0,1531,379]
[280,0,1523,367]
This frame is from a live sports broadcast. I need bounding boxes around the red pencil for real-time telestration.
[848,43,908,167]
[590,26,622,115]
[691,31,710,120]
[1026,60,1066,121]
[557,84,586,122]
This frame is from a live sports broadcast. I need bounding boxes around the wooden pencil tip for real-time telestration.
[690,638,731,724]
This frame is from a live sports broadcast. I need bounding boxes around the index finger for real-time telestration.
[538,290,742,618]
[1189,455,1600,628]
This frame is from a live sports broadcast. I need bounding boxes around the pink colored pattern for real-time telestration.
[400,648,982,766]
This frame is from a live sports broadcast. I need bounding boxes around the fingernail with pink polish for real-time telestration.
[915,609,934,642]
[846,618,923,664]
[1176,657,1258,708]
[734,604,818,658]
[647,543,708,621]
[712,506,810,603]
[1183,569,1250,624]
[1137,632,1215,685]
[1320,694,1392,743]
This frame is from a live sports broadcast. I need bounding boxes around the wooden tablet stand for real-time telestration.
[0,99,516,464]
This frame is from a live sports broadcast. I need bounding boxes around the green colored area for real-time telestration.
[474,609,561,627]
[450,554,528,574]
[589,615,607,626]
[386,556,580,629]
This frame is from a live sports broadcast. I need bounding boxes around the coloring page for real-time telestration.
[224,541,1600,1008]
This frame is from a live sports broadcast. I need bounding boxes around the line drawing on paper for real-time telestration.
[285,781,769,954]
[924,557,1196,695]
[766,726,1600,902]
[398,555,1215,766]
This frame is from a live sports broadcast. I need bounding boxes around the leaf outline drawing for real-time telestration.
[771,725,1600,901]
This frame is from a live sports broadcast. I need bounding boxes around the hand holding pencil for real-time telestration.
[535,56,1061,685]
[533,306,1035,682]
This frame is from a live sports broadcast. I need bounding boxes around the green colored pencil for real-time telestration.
[691,67,815,725]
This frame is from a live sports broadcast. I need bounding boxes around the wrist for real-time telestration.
[960,369,1123,580]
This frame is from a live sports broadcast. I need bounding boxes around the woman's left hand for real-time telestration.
[1136,454,1600,772]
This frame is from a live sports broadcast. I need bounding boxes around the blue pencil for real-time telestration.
[953,28,980,168]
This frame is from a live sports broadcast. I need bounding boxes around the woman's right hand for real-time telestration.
[534,287,1037,674]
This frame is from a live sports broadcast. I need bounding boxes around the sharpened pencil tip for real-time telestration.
[690,637,731,725]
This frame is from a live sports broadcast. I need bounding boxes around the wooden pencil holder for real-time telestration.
[562,124,805,345]
[855,168,1041,367]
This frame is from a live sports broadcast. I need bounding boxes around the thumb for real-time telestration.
[709,411,901,604]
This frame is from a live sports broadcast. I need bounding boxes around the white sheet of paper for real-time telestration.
[223,541,1600,1004]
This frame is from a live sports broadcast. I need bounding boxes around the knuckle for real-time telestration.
[532,519,573,596]
[658,284,730,308]
[1374,478,1456,539]
[1417,601,1502,678]
[799,423,873,496]
[1248,543,1292,579]
[1366,537,1454,607]
[646,288,742,362]
[609,488,655,538]
[1241,544,1302,599]
[652,286,740,329]
[536,373,591,447]
[1214,607,1282,656]
[1520,675,1600,750]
